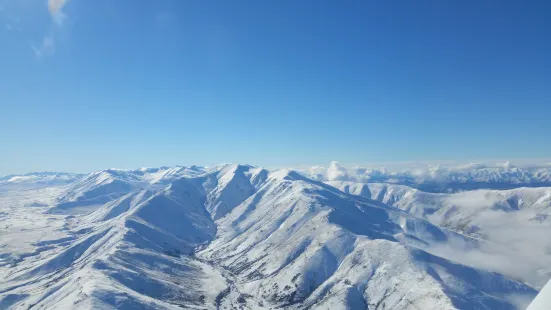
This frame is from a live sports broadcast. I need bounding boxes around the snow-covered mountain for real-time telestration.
[48,166,210,214]
[328,180,551,288]
[0,172,83,190]
[306,161,551,192]
[0,164,543,309]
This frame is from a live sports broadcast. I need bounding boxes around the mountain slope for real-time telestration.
[199,170,533,309]
[48,166,211,215]
[328,180,551,288]
[0,165,538,309]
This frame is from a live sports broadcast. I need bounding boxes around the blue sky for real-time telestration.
[0,0,550,174]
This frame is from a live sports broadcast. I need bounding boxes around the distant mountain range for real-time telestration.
[304,161,551,192]
[4,161,551,192]
[0,172,83,186]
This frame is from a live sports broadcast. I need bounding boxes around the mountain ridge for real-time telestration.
[0,164,542,309]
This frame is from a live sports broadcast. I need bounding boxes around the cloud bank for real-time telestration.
[303,160,551,191]
[326,161,349,181]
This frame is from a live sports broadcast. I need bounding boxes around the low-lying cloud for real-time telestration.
[305,160,551,190]
[327,161,350,181]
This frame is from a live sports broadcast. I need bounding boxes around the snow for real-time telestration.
[6,176,39,183]
[0,172,82,191]
[328,180,551,288]
[0,164,544,309]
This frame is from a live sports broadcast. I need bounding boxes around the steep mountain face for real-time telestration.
[328,180,551,288]
[48,166,211,214]
[0,165,539,309]
[203,164,268,220]
[199,170,533,309]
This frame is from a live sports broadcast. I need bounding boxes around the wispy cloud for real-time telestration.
[31,35,55,58]
[32,0,70,57]
[48,0,69,25]
[0,4,19,32]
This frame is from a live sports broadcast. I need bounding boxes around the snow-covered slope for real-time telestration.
[0,165,540,309]
[328,180,551,288]
[199,170,534,309]
[132,165,208,184]
[48,166,211,214]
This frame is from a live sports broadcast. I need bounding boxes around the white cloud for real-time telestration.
[31,0,70,57]
[429,205,551,289]
[48,0,69,25]
[31,35,55,58]
[456,162,488,170]
[308,165,326,176]
[327,161,349,181]
[500,161,516,169]
[302,160,551,189]
[444,190,503,209]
